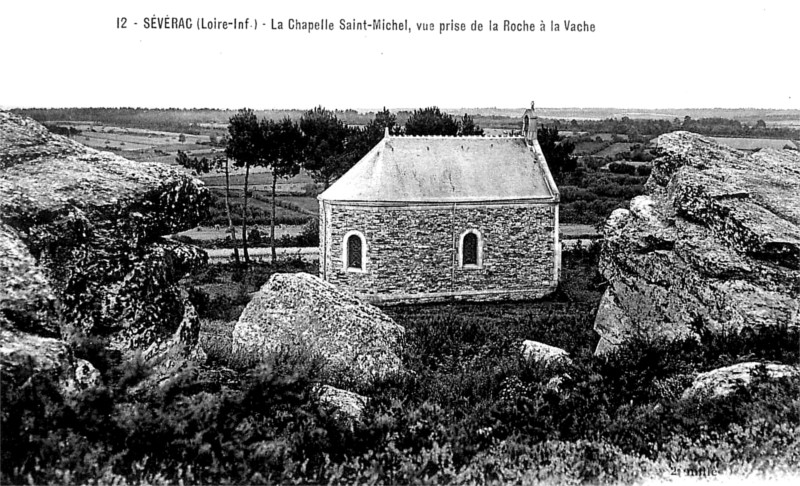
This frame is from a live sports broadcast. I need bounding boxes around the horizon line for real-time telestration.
[3,105,799,113]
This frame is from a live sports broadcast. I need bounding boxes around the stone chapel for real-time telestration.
[317,103,561,304]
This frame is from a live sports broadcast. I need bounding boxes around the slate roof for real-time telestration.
[319,134,559,204]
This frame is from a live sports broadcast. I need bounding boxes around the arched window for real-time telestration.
[342,230,367,272]
[459,229,483,269]
[462,233,478,265]
[347,234,362,268]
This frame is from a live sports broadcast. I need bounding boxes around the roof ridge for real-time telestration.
[388,134,524,139]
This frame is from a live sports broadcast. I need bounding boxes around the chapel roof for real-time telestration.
[318,134,559,204]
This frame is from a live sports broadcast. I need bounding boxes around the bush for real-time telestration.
[294,219,319,247]
[608,162,637,175]
[248,227,263,244]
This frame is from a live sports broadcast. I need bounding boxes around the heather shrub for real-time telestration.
[4,255,800,484]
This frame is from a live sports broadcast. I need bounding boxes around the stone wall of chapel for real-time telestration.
[320,202,557,303]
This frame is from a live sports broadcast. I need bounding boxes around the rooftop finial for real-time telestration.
[531,101,535,111]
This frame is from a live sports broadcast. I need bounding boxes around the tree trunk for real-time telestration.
[242,162,250,265]
[224,157,240,264]
[271,173,277,265]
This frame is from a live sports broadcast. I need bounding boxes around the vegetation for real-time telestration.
[9,107,800,482]
[350,106,399,153]
[225,109,262,263]
[403,107,484,136]
[4,251,800,484]
[176,219,319,251]
[558,170,647,226]
[561,115,800,142]
[175,150,216,174]
[17,107,800,140]
[176,151,242,260]
[187,258,318,322]
[203,196,311,227]
[262,118,305,263]
[299,106,355,189]
[537,125,577,177]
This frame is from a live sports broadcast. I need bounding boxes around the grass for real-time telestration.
[198,188,315,227]
[593,142,636,158]
[175,224,306,241]
[278,196,320,214]
[560,224,601,239]
[573,140,610,156]
[201,170,314,188]
[57,123,209,153]
[211,188,305,215]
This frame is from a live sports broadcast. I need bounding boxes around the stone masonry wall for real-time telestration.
[319,202,557,303]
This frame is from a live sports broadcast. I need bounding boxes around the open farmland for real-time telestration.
[46,121,221,165]
[710,137,798,151]
[200,170,316,195]
[593,142,636,158]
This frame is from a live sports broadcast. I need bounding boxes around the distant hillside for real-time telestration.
[12,107,800,135]
[449,107,800,124]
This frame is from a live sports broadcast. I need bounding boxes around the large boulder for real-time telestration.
[0,111,211,386]
[682,362,800,400]
[595,132,800,353]
[232,273,406,387]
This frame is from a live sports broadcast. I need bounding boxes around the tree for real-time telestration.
[175,151,213,173]
[226,108,262,264]
[262,117,304,263]
[537,125,577,178]
[300,107,353,188]
[363,107,397,145]
[175,150,239,263]
[458,113,484,136]
[404,107,459,136]
[346,107,398,163]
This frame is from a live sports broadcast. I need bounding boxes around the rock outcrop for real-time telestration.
[682,362,800,400]
[316,384,368,422]
[594,132,800,353]
[232,273,406,387]
[0,111,211,386]
[520,340,571,365]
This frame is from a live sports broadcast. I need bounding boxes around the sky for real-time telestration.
[1,0,798,110]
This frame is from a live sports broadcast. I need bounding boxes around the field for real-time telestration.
[710,137,798,150]
[200,171,316,195]
[36,121,317,175]
[45,121,223,165]
[593,142,636,158]
[560,224,600,239]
